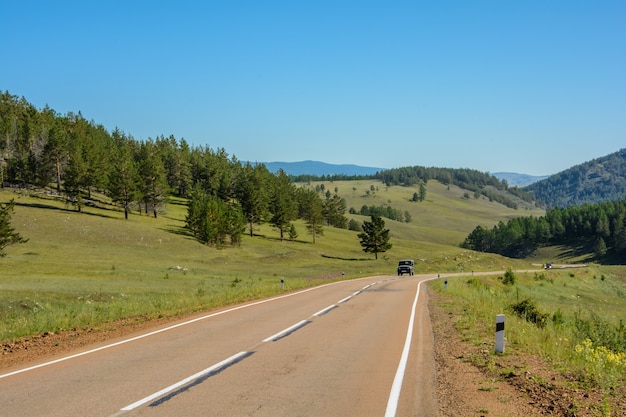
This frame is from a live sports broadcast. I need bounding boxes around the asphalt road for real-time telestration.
[0,274,440,417]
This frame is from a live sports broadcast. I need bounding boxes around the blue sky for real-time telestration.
[2,1,624,176]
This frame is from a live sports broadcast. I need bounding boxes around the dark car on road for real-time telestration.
[397,259,415,276]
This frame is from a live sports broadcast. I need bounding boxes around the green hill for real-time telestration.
[3,174,626,407]
[309,179,543,246]
[0,180,540,340]
[525,148,626,208]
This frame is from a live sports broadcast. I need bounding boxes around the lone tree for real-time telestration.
[358,215,392,259]
[0,200,28,257]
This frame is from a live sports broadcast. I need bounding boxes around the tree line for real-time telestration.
[375,165,536,209]
[462,199,626,260]
[0,91,349,246]
[291,165,539,211]
[349,204,411,223]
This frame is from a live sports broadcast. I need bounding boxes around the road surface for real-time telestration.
[0,274,440,417]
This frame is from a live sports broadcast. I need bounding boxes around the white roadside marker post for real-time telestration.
[495,314,505,353]
[280,277,284,290]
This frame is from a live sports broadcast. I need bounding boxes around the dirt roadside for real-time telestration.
[429,287,625,417]
[1,287,624,416]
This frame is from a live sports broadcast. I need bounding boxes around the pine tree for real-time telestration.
[269,170,297,241]
[288,223,299,240]
[358,215,392,259]
[185,186,244,247]
[323,194,348,228]
[137,140,168,218]
[594,237,607,258]
[108,130,138,220]
[236,163,270,237]
[41,111,68,193]
[301,189,324,243]
[0,200,27,257]
[63,141,88,212]
[418,181,427,201]
[348,219,361,231]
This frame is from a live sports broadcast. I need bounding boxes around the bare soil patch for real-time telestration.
[1,315,174,369]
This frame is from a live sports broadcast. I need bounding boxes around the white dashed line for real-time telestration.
[120,351,249,411]
[337,295,352,304]
[262,320,309,342]
[313,304,337,317]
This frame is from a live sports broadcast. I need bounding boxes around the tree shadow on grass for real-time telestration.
[321,254,372,261]
[552,239,626,265]
[246,233,308,244]
[160,225,196,240]
[13,201,119,220]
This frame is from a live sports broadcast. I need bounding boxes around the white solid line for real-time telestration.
[313,304,336,317]
[337,295,352,304]
[120,351,248,411]
[0,278,370,380]
[262,320,309,343]
[384,277,438,417]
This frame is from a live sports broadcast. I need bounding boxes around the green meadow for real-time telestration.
[0,180,626,404]
[1,180,539,340]
[2,179,625,402]
[430,267,626,406]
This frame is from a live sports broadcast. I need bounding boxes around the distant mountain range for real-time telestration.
[259,161,548,186]
[258,160,385,177]
[492,172,550,187]
[259,151,626,209]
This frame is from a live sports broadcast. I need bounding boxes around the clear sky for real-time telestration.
[2,1,624,176]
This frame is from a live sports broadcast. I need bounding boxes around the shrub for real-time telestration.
[348,219,361,231]
[502,268,516,285]
[552,309,565,327]
[534,272,554,283]
[465,278,484,289]
[573,311,626,353]
[510,298,548,328]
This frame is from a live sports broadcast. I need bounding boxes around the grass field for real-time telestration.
[430,266,626,405]
[0,180,539,340]
[2,180,625,404]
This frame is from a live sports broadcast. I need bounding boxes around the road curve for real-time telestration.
[0,274,442,417]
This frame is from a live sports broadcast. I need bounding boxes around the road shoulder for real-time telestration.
[428,286,621,416]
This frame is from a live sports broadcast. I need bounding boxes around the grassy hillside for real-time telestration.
[2,180,625,403]
[313,179,544,245]
[0,180,538,340]
[430,266,626,409]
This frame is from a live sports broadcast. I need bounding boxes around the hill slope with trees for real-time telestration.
[374,165,538,210]
[0,91,350,245]
[524,149,626,208]
[462,198,626,262]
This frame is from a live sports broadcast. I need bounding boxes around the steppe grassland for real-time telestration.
[307,179,544,244]
[1,181,539,340]
[430,267,626,394]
